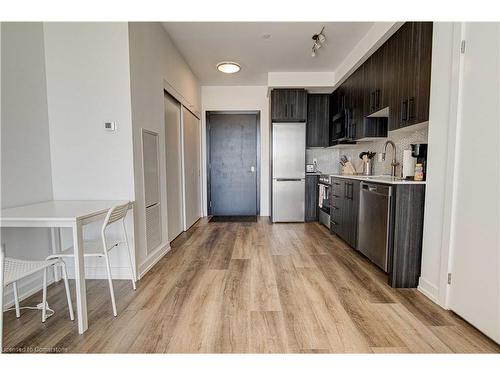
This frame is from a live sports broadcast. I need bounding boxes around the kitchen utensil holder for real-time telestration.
[363,159,374,176]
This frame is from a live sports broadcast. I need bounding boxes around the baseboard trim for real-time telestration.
[417,277,439,303]
[138,242,171,279]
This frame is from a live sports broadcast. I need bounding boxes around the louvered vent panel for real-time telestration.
[146,203,162,254]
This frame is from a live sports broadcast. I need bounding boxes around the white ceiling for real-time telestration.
[162,22,374,86]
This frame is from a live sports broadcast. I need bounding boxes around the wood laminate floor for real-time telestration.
[3,218,499,353]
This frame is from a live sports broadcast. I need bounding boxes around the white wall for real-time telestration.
[418,23,461,304]
[201,85,270,216]
[1,23,53,207]
[128,22,201,276]
[1,22,200,284]
[1,22,56,305]
[268,72,335,90]
[447,22,499,343]
[419,22,500,343]
[43,23,135,201]
[43,22,136,279]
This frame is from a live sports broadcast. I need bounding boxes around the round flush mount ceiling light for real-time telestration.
[216,61,241,74]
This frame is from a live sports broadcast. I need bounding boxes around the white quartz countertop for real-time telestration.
[329,174,426,185]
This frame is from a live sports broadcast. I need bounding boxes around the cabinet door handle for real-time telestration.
[401,99,408,122]
[408,97,415,120]
[370,92,375,111]
[376,89,380,108]
[291,103,294,118]
[284,104,288,118]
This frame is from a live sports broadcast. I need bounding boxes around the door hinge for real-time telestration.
[461,40,466,54]
[447,273,452,285]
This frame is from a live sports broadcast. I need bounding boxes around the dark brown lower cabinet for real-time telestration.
[330,178,344,236]
[388,184,426,288]
[305,175,319,222]
[330,178,359,249]
[342,180,360,248]
[329,177,425,288]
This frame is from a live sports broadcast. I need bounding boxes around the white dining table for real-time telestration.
[0,200,132,334]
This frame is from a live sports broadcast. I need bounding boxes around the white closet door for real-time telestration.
[182,107,201,230]
[142,130,162,254]
[164,94,184,241]
[449,23,500,343]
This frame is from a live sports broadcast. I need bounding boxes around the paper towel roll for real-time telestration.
[402,149,417,178]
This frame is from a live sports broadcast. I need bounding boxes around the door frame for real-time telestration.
[206,110,261,216]
[163,90,185,241]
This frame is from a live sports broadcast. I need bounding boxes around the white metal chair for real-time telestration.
[1,244,74,351]
[47,202,136,317]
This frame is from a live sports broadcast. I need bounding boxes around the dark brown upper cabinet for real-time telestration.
[271,89,307,122]
[332,63,388,141]
[306,94,330,147]
[390,22,433,130]
[349,66,365,140]
[330,22,433,133]
[330,87,345,116]
[364,42,389,116]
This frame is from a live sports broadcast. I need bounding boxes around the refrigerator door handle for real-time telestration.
[276,178,303,181]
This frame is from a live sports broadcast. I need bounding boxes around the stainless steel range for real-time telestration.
[318,174,331,228]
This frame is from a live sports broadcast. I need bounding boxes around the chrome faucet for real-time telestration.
[382,140,399,177]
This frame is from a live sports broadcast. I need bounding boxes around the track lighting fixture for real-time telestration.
[311,26,326,57]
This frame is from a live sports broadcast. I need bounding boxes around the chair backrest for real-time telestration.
[102,202,130,231]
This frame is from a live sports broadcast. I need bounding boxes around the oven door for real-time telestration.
[318,182,331,228]
[318,183,331,213]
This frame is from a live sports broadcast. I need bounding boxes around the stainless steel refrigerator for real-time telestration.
[272,122,306,222]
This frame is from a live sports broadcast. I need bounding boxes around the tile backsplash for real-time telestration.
[306,122,429,176]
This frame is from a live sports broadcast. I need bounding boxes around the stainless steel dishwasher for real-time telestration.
[357,182,393,272]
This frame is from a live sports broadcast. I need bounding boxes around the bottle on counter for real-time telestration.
[414,163,424,181]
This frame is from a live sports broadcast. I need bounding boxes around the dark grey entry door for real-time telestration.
[208,112,258,216]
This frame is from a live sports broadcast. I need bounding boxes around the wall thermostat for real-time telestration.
[104,121,117,132]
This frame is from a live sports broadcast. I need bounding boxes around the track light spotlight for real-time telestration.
[311,26,326,57]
